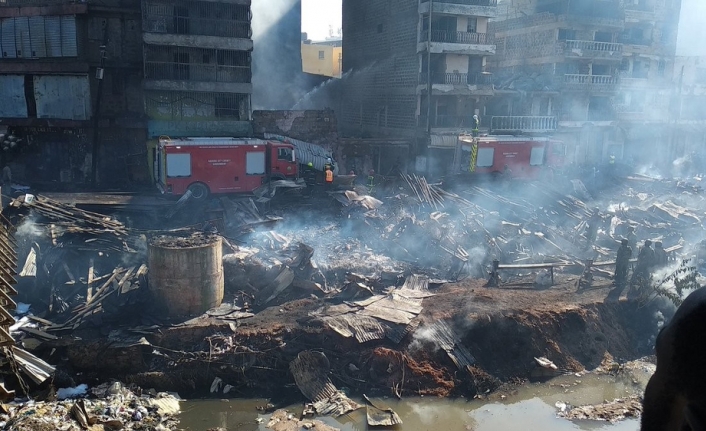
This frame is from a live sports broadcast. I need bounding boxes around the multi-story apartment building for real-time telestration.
[0,0,255,187]
[488,0,681,164]
[340,0,497,175]
[671,56,706,160]
[0,0,145,187]
[141,0,253,138]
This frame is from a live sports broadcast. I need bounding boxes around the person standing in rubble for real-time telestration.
[324,165,334,190]
[631,239,655,289]
[626,225,637,252]
[367,169,376,193]
[302,162,318,196]
[654,241,668,269]
[614,238,632,289]
[585,208,602,249]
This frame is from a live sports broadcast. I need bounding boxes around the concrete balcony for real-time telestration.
[563,40,622,61]
[490,116,558,133]
[418,72,494,95]
[419,115,479,130]
[567,14,624,29]
[419,0,497,18]
[418,30,495,55]
[145,62,251,84]
[562,74,619,93]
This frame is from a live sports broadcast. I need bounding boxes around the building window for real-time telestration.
[558,29,576,41]
[215,95,239,118]
[658,60,666,77]
[377,23,383,33]
[318,50,325,60]
[620,58,630,72]
[467,18,477,33]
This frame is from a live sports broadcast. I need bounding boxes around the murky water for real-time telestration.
[178,367,653,431]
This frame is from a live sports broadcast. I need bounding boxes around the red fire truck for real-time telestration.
[154,137,298,200]
[453,134,569,180]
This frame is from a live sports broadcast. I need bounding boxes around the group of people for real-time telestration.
[614,231,669,290]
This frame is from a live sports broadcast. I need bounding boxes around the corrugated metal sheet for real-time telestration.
[44,15,62,57]
[13,17,29,58]
[28,16,47,58]
[423,321,476,368]
[323,315,386,343]
[430,134,459,148]
[0,75,28,118]
[264,133,339,174]
[34,75,91,120]
[60,15,77,57]
[1,18,17,59]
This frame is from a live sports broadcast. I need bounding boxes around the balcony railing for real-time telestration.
[143,1,251,39]
[420,72,493,86]
[145,62,251,83]
[490,116,558,132]
[420,30,494,45]
[419,115,479,128]
[564,40,622,56]
[564,74,619,90]
[421,0,498,6]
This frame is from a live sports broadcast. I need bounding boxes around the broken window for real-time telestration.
[166,153,191,178]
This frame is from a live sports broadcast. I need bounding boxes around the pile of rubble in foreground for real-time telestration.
[2,382,180,431]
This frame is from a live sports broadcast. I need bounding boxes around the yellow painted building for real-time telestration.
[301,42,342,78]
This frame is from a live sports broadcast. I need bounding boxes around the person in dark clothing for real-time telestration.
[631,239,655,288]
[614,238,632,288]
[654,241,668,269]
[626,225,637,252]
[585,208,602,248]
[641,287,706,431]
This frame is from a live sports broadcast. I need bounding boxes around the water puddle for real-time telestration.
[178,366,652,431]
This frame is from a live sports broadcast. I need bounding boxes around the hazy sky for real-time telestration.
[302,0,342,41]
[302,0,705,55]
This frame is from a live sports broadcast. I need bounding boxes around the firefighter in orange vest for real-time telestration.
[325,165,334,189]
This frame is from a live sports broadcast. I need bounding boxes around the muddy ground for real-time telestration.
[34,275,669,402]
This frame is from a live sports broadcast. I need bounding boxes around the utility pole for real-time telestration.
[91,21,108,187]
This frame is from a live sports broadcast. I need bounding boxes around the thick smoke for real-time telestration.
[252,0,312,109]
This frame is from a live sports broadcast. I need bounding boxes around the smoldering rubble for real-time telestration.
[0,171,703,428]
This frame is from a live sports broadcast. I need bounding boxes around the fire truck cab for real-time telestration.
[154,137,297,200]
[453,135,568,180]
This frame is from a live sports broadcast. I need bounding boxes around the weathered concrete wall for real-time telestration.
[340,0,420,138]
[252,109,338,145]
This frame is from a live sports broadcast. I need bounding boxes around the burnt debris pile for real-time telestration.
[4,195,150,331]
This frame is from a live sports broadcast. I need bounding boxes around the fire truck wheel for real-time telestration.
[187,182,210,201]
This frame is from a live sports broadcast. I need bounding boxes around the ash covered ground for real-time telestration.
[1,171,704,429]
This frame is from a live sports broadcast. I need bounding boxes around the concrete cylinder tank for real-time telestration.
[148,234,224,318]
